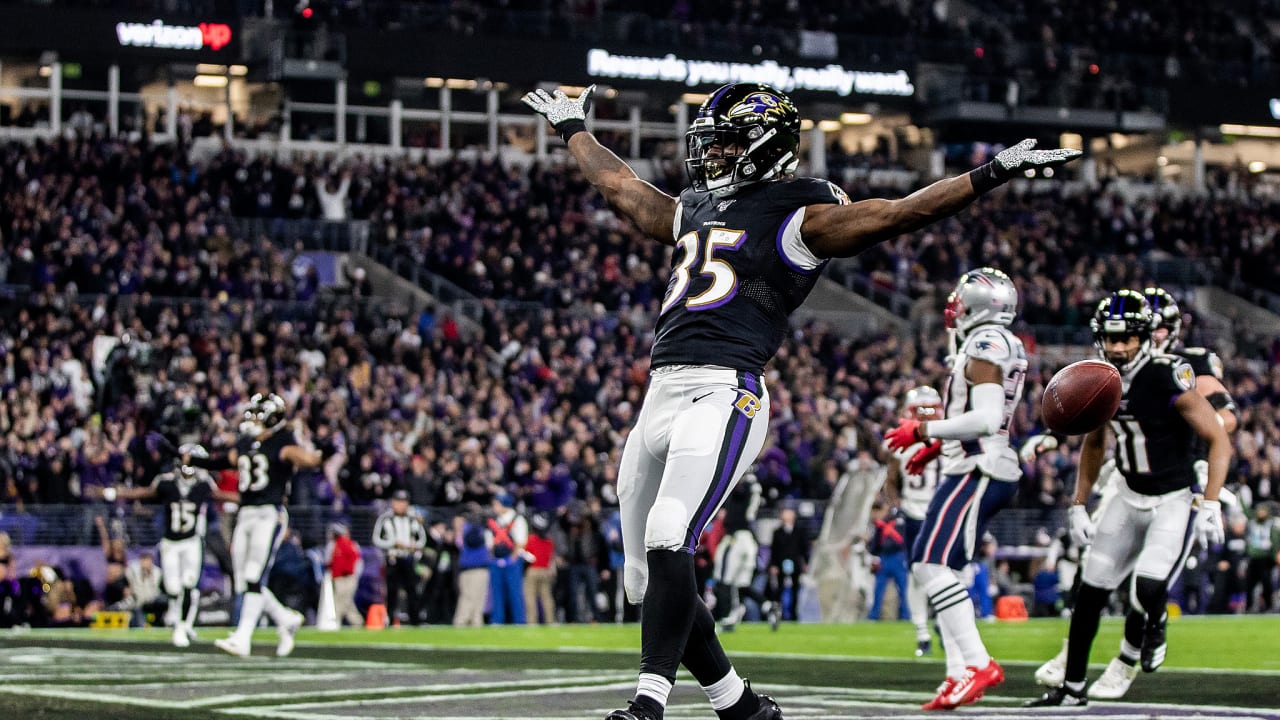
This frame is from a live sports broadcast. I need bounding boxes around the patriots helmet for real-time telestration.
[944,267,1019,337]
[685,83,801,197]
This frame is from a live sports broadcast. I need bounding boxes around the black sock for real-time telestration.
[640,549,698,684]
[718,687,761,720]
[1135,576,1168,630]
[1122,608,1143,664]
[631,695,664,718]
[680,599,759,720]
[1066,583,1109,683]
[181,590,193,621]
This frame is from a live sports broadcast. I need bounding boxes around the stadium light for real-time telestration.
[681,93,709,104]
[1249,161,1267,173]
[194,74,228,88]
[818,120,841,132]
[197,64,227,75]
[229,65,248,76]
[840,112,872,125]
[1220,124,1280,138]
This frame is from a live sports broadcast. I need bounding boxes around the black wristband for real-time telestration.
[555,119,587,144]
[968,161,1006,194]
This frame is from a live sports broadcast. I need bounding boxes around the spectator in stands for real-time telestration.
[422,514,458,624]
[523,512,557,625]
[1244,502,1278,612]
[453,504,491,627]
[867,502,909,621]
[0,553,23,627]
[327,522,365,627]
[1210,513,1250,613]
[767,507,810,622]
[125,553,165,627]
[487,493,527,625]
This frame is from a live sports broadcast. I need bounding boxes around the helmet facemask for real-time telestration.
[1091,291,1156,374]
[684,85,800,197]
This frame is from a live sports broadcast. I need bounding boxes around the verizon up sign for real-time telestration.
[586,48,914,97]
[116,19,233,51]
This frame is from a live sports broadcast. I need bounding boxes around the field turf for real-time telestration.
[1,616,1278,719]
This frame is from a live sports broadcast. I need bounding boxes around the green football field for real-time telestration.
[2,616,1278,719]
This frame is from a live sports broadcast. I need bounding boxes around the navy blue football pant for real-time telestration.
[869,551,910,620]
[489,557,526,624]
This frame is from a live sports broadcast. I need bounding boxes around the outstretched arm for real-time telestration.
[524,86,677,245]
[802,139,1081,258]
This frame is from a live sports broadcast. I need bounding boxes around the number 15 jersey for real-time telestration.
[652,178,851,374]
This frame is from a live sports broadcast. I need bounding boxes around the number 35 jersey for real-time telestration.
[153,472,216,541]
[235,430,297,507]
[1111,354,1198,495]
[651,177,851,374]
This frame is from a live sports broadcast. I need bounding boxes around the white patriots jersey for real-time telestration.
[890,441,941,520]
[940,325,1027,480]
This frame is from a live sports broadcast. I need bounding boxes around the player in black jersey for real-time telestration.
[177,393,330,658]
[107,444,238,647]
[525,81,1080,720]
[1028,291,1232,707]
[1034,286,1243,699]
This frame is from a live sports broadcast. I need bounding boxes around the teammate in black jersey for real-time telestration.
[177,393,331,658]
[107,444,238,647]
[525,81,1081,720]
[1028,291,1232,707]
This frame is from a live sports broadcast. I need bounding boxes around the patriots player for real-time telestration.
[1027,291,1231,707]
[882,386,944,657]
[884,268,1027,711]
[107,444,238,647]
[526,80,1080,720]
[180,394,331,657]
[1034,287,1239,699]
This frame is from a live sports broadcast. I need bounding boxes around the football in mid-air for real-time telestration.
[1041,360,1122,435]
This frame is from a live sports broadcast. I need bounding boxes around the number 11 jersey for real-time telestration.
[652,178,850,374]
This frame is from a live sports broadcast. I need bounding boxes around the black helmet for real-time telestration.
[685,83,801,196]
[1142,286,1181,353]
[1090,290,1157,372]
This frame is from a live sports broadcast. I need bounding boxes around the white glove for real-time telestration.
[1193,459,1209,489]
[1069,504,1095,548]
[1194,499,1225,547]
[1019,434,1059,464]
[993,139,1083,177]
[522,85,595,141]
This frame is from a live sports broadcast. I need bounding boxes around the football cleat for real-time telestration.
[214,635,251,658]
[1035,639,1068,687]
[747,689,784,720]
[1088,658,1138,699]
[277,609,304,657]
[1141,614,1167,672]
[765,602,781,632]
[172,626,191,648]
[922,677,959,711]
[604,698,662,720]
[915,639,932,657]
[944,659,1003,707]
[1025,684,1088,707]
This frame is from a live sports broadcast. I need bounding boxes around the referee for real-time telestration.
[373,490,427,626]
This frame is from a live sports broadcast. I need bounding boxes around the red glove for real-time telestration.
[884,419,925,451]
[905,440,942,475]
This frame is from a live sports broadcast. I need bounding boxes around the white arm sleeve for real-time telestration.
[925,383,1005,440]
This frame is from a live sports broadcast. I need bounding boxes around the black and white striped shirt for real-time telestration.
[372,510,427,559]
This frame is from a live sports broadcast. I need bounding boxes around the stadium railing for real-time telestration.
[0,503,1068,552]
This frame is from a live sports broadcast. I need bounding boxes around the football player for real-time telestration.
[106,444,238,647]
[882,385,944,657]
[885,268,1027,711]
[178,393,332,657]
[524,83,1078,720]
[1034,287,1240,699]
[1027,291,1231,707]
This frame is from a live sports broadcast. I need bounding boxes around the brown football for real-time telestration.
[1041,359,1122,435]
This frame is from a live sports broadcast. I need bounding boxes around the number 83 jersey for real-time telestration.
[235,430,297,507]
[652,177,851,374]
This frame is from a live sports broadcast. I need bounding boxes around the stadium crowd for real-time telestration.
[0,134,1276,625]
